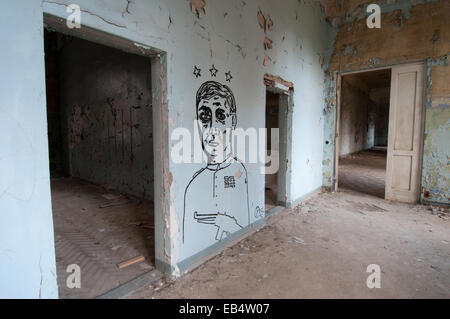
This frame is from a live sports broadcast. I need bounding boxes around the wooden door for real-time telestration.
[385,63,425,203]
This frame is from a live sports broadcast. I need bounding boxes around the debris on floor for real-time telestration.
[429,206,449,220]
[117,256,146,269]
[127,190,450,299]
[99,198,131,208]
[292,237,305,245]
[51,178,157,299]
[101,193,120,200]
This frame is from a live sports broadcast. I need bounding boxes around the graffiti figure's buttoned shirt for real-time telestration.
[182,156,250,255]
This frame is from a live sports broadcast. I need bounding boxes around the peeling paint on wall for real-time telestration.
[422,56,450,204]
[257,9,266,31]
[190,0,207,18]
[322,0,449,204]
[3,0,332,282]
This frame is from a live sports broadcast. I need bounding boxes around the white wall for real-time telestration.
[0,0,58,298]
[0,0,330,293]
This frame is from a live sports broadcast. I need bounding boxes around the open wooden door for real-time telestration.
[385,63,425,203]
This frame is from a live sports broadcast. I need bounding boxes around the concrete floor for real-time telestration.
[51,152,450,299]
[128,190,449,299]
[126,151,450,299]
[51,178,156,298]
[339,149,387,198]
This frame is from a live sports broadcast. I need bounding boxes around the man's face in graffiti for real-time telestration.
[196,81,236,163]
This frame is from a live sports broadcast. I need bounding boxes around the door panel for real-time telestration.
[393,72,416,151]
[391,155,412,190]
[386,63,425,203]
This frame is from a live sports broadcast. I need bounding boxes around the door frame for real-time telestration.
[333,62,426,202]
[42,14,172,274]
[264,74,294,210]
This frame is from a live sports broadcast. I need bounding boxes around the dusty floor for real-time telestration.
[51,178,155,298]
[127,191,450,299]
[339,149,387,198]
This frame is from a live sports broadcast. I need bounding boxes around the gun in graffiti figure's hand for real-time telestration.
[194,212,243,240]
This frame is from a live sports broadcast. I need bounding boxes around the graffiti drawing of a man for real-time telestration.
[183,81,250,252]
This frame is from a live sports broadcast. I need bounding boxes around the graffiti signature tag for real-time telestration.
[254,206,264,219]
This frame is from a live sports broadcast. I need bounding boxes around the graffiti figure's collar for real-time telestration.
[206,155,235,171]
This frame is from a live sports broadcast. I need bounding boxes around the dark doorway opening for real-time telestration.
[44,29,155,298]
[337,69,391,198]
[265,91,280,210]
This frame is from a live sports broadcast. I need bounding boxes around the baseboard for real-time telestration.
[278,186,322,208]
[97,269,163,299]
[157,186,321,277]
[265,206,284,217]
[96,186,322,298]
[158,218,266,277]
[421,199,450,207]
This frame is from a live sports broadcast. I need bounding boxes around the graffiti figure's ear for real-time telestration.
[232,113,237,129]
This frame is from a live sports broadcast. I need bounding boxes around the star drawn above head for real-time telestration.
[209,64,218,77]
[193,66,201,78]
[225,71,232,82]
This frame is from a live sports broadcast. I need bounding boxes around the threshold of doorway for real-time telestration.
[98,206,289,299]
[97,269,163,299]
[265,205,284,217]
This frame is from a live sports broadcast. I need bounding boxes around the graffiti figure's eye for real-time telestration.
[198,106,212,124]
[215,109,226,124]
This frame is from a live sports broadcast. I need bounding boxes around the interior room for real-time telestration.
[337,69,391,198]
[1,0,448,300]
[44,30,156,298]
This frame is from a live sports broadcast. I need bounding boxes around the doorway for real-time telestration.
[337,69,391,198]
[265,90,280,210]
[44,27,157,298]
[335,63,425,203]
[263,77,292,212]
